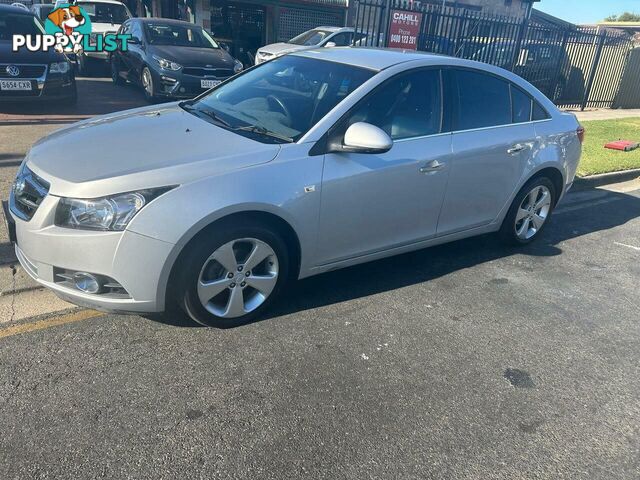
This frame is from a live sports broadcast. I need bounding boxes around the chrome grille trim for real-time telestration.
[182,67,234,78]
[9,166,50,221]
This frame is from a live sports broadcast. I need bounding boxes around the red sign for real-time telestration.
[387,10,422,50]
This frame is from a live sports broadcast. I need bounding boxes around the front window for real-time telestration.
[0,12,44,39]
[181,56,374,143]
[144,22,219,48]
[79,2,130,24]
[287,29,333,46]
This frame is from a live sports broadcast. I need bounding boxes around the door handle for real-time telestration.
[507,144,527,155]
[419,160,445,173]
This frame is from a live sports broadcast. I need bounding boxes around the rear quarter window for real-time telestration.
[533,101,551,121]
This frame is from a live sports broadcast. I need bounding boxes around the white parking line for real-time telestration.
[614,242,640,252]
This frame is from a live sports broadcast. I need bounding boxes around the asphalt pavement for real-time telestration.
[1,74,639,479]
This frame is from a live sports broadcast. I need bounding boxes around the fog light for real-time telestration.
[73,272,101,294]
[179,87,185,93]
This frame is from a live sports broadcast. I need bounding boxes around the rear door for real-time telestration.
[437,68,536,235]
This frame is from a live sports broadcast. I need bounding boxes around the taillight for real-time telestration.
[577,126,585,143]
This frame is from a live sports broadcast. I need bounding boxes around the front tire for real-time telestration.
[500,177,556,245]
[141,66,156,102]
[76,54,89,76]
[176,223,290,328]
[111,56,124,85]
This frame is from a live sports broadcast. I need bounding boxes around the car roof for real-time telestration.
[135,17,202,27]
[292,47,451,71]
[77,0,128,4]
[0,4,34,15]
[314,26,353,32]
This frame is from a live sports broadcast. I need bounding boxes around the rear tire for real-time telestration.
[499,176,556,245]
[176,222,290,328]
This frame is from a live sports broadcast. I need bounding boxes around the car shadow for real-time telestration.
[150,188,640,328]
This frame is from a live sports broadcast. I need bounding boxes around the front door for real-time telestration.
[316,69,452,266]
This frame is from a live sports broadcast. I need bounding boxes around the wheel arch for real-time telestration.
[528,166,565,206]
[161,209,302,310]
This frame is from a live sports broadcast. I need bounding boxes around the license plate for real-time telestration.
[201,79,221,89]
[0,80,32,91]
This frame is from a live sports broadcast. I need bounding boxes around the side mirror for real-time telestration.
[324,41,336,48]
[342,122,392,154]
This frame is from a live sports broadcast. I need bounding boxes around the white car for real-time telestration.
[75,0,132,74]
[255,27,365,64]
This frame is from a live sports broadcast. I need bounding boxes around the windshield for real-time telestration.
[34,5,54,19]
[0,11,44,39]
[183,56,374,143]
[288,29,333,46]
[144,22,219,48]
[79,2,130,24]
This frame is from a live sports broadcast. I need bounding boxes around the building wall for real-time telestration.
[450,0,534,19]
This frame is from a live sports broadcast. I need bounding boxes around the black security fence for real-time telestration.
[352,0,636,110]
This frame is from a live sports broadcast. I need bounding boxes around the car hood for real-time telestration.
[148,45,236,68]
[26,103,280,198]
[0,40,66,63]
[257,43,310,56]
[90,22,121,35]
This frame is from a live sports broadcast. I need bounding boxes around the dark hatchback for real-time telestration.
[110,18,243,102]
[0,4,76,103]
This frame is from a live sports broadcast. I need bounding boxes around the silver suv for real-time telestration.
[8,48,583,327]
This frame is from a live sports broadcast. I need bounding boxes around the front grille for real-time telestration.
[0,64,46,78]
[182,67,234,78]
[10,166,50,221]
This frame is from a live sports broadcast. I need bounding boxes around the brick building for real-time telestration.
[449,0,540,19]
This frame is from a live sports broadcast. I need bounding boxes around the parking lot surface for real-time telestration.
[1,74,639,479]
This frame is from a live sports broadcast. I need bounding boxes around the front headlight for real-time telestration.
[55,187,173,231]
[233,59,243,73]
[50,62,70,74]
[152,55,182,71]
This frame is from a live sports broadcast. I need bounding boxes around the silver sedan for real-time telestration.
[9,48,583,327]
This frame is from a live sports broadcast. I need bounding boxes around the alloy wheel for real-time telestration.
[197,238,279,318]
[514,185,552,240]
[142,68,153,97]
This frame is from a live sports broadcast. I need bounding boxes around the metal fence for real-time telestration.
[352,0,636,110]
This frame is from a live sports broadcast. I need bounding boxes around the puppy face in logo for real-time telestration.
[47,6,86,53]
[47,6,85,36]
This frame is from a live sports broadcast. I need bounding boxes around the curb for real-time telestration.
[573,168,640,191]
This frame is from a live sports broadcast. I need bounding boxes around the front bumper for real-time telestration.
[11,193,174,313]
[83,51,109,61]
[151,68,231,99]
[0,73,75,103]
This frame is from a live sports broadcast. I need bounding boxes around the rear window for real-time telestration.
[453,69,511,130]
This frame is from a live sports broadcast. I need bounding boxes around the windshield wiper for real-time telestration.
[235,125,293,143]
[180,103,233,129]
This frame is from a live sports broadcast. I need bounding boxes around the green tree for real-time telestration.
[605,12,640,22]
